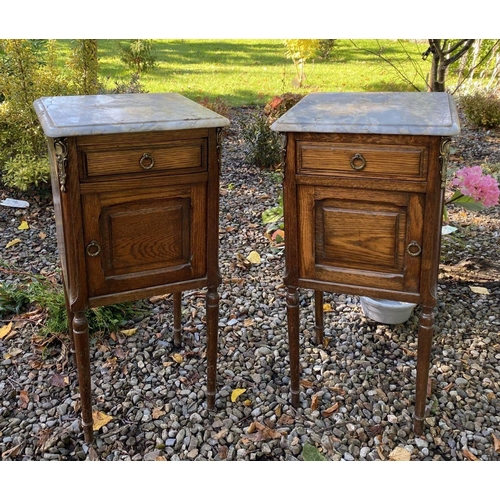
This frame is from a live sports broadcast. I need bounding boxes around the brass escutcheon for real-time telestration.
[86,240,101,257]
[406,241,422,257]
[139,152,155,170]
[350,153,366,171]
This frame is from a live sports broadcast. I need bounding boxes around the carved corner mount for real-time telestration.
[53,138,69,192]
[439,137,451,189]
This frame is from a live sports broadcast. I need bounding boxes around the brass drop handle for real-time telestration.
[350,153,366,171]
[86,240,101,257]
[407,241,422,257]
[139,152,155,170]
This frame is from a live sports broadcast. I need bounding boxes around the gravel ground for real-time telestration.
[0,106,499,463]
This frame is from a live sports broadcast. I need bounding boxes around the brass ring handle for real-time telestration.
[407,241,422,257]
[350,153,366,171]
[86,240,101,257]
[139,152,155,170]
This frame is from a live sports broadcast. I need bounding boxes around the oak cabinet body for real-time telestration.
[35,93,229,443]
[271,92,460,434]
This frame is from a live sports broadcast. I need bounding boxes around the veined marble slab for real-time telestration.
[271,92,460,136]
[34,92,230,137]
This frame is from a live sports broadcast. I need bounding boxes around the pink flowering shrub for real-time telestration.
[450,166,500,207]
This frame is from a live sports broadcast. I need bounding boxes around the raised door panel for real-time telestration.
[82,183,207,298]
[297,185,424,293]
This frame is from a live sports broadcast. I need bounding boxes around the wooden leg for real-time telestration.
[205,286,219,410]
[287,286,300,407]
[173,291,182,347]
[414,305,434,436]
[73,311,93,443]
[314,290,324,345]
[61,276,76,366]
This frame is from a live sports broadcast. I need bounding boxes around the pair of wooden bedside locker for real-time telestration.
[34,91,460,443]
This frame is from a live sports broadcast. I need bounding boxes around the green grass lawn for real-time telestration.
[58,39,431,106]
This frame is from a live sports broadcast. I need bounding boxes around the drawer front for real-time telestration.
[297,141,426,179]
[297,185,424,293]
[82,139,207,178]
[82,183,207,298]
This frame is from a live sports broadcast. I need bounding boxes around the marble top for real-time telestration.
[270,92,460,136]
[33,92,230,137]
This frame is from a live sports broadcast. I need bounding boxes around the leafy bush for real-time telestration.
[317,39,337,59]
[460,88,500,129]
[197,96,231,118]
[118,39,157,75]
[242,111,282,169]
[0,270,143,335]
[0,39,73,191]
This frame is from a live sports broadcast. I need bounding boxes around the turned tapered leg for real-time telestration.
[72,311,93,443]
[287,286,301,407]
[314,290,324,345]
[414,305,435,435]
[61,277,76,366]
[206,286,219,409]
[173,292,182,347]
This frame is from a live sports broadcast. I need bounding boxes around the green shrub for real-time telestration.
[118,39,157,75]
[242,111,282,169]
[460,88,500,129]
[2,153,50,191]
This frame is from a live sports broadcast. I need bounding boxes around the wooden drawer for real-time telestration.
[80,138,207,178]
[297,141,426,180]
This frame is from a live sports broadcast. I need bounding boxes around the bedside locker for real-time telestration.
[34,93,229,443]
[271,92,460,435]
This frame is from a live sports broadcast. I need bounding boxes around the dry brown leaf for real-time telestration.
[218,445,229,459]
[245,421,281,442]
[4,347,22,359]
[50,373,69,388]
[377,445,387,461]
[243,318,255,327]
[389,446,411,461]
[92,411,113,431]
[152,407,165,419]
[493,434,500,453]
[311,394,320,411]
[300,380,313,389]
[462,448,479,461]
[278,414,294,426]
[0,322,13,340]
[39,231,47,240]
[1,443,23,459]
[19,390,29,408]
[155,456,167,461]
[321,402,340,418]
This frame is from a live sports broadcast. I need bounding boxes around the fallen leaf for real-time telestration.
[18,220,29,230]
[277,414,294,425]
[120,328,137,336]
[0,322,13,339]
[469,286,489,295]
[493,434,500,453]
[243,399,252,406]
[231,388,247,402]
[311,393,320,411]
[245,421,281,442]
[4,348,22,359]
[39,232,47,240]
[389,446,411,461]
[5,238,21,249]
[50,373,70,387]
[300,380,313,389]
[155,456,167,461]
[92,411,113,431]
[218,445,229,459]
[1,443,23,459]
[19,390,29,408]
[243,318,255,327]
[246,250,261,264]
[321,402,340,418]
[302,442,327,461]
[152,407,166,419]
[323,303,333,312]
[462,448,479,461]
[171,353,184,363]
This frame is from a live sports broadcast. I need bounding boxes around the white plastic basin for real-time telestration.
[360,296,417,324]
